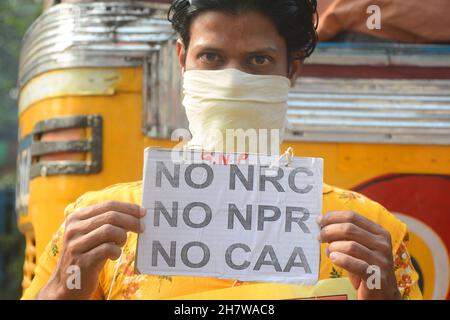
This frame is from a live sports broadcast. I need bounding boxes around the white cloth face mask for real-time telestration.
[182,68,291,156]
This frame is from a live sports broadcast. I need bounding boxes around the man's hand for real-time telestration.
[36,201,146,300]
[317,211,401,300]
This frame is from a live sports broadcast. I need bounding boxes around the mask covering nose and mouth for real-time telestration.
[182,68,291,156]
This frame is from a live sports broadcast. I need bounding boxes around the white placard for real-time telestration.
[136,148,323,285]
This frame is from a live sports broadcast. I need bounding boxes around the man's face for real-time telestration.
[176,10,302,81]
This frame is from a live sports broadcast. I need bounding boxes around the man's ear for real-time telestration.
[176,38,186,74]
[288,51,305,87]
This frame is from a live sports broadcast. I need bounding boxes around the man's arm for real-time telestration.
[393,236,423,300]
[318,210,402,300]
[22,201,145,300]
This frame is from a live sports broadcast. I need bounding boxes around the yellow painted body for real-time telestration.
[289,142,450,301]
[18,67,450,298]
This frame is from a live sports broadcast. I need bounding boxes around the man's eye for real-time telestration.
[200,53,221,63]
[249,55,271,66]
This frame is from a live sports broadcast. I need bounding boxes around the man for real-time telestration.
[23,0,421,300]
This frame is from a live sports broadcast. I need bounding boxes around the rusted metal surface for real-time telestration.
[29,115,103,179]
[287,77,450,145]
[307,42,450,67]
[20,2,450,145]
[19,1,173,88]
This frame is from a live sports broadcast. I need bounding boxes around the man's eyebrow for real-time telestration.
[246,47,278,54]
[191,45,224,52]
[191,45,278,54]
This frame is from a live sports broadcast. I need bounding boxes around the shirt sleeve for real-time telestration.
[21,222,64,300]
[394,234,423,300]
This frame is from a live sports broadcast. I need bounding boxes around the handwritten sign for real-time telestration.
[136,148,323,284]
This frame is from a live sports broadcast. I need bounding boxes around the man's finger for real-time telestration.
[74,201,146,220]
[329,251,370,280]
[75,211,144,236]
[69,224,128,254]
[328,240,381,267]
[84,243,122,271]
[318,211,386,236]
[319,222,385,252]
[348,273,362,290]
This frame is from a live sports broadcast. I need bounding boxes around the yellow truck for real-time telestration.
[16,1,450,299]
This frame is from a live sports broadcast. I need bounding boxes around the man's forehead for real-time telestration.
[188,10,284,51]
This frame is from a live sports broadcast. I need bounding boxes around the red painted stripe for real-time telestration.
[302,65,450,80]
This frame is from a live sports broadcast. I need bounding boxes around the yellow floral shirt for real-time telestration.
[22,181,422,300]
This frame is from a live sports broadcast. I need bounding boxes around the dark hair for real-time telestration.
[168,0,318,60]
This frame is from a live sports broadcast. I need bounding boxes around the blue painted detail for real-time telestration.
[316,42,450,55]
